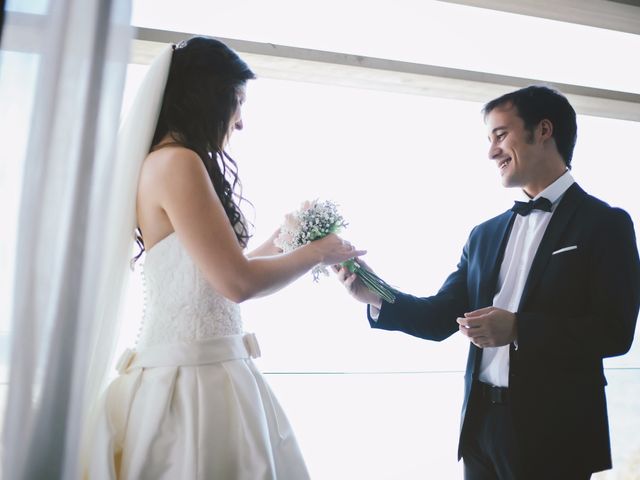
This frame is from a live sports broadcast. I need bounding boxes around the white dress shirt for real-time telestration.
[479,170,575,387]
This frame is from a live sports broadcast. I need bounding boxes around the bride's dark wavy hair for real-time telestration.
[136,36,255,258]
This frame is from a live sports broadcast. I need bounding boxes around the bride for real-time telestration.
[87,36,364,479]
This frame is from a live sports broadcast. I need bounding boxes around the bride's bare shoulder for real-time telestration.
[141,145,204,180]
[137,145,211,215]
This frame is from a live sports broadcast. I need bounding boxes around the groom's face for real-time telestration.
[486,104,541,193]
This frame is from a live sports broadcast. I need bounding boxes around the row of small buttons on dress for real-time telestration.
[135,260,147,346]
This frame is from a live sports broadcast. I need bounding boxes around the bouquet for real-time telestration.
[274,200,397,303]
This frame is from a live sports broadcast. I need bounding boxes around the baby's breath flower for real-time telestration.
[275,200,348,280]
[274,199,396,302]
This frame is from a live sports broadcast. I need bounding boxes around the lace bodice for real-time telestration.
[136,232,243,348]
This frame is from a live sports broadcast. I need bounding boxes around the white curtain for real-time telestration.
[1,0,132,478]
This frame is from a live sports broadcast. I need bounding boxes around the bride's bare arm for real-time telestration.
[154,148,364,303]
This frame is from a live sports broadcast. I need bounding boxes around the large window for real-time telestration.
[238,79,640,479]
[113,71,640,477]
[131,0,640,94]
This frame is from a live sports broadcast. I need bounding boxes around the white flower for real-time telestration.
[283,212,300,232]
[273,199,347,264]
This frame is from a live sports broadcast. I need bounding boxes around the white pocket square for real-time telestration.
[552,245,578,255]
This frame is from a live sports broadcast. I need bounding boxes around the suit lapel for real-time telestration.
[481,212,517,307]
[517,183,587,310]
[472,211,516,378]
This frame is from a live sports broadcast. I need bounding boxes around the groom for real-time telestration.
[335,86,640,479]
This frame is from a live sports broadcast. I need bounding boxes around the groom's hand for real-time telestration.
[456,306,517,348]
[333,260,383,309]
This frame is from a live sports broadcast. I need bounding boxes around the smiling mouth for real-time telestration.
[498,157,512,171]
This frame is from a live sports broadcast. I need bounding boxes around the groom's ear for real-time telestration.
[538,119,554,140]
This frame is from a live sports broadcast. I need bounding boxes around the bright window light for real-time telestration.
[109,69,640,478]
[6,0,49,14]
[132,0,640,94]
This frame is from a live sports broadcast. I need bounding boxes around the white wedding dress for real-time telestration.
[87,232,310,479]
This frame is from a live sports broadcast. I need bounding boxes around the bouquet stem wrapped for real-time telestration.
[275,200,397,303]
[342,259,397,304]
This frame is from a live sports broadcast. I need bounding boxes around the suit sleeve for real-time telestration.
[367,233,473,342]
[517,208,640,360]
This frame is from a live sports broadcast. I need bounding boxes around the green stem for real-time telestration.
[342,259,397,303]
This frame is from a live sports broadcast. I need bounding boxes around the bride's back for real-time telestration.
[134,144,243,349]
[135,142,192,252]
[135,229,242,349]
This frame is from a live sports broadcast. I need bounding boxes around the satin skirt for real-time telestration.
[87,334,310,480]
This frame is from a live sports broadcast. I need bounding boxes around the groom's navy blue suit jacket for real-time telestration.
[369,183,640,476]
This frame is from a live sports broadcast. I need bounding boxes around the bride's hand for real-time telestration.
[310,234,366,266]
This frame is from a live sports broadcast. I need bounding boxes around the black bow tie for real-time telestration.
[511,197,552,216]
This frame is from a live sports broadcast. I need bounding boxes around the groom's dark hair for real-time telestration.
[482,85,577,168]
